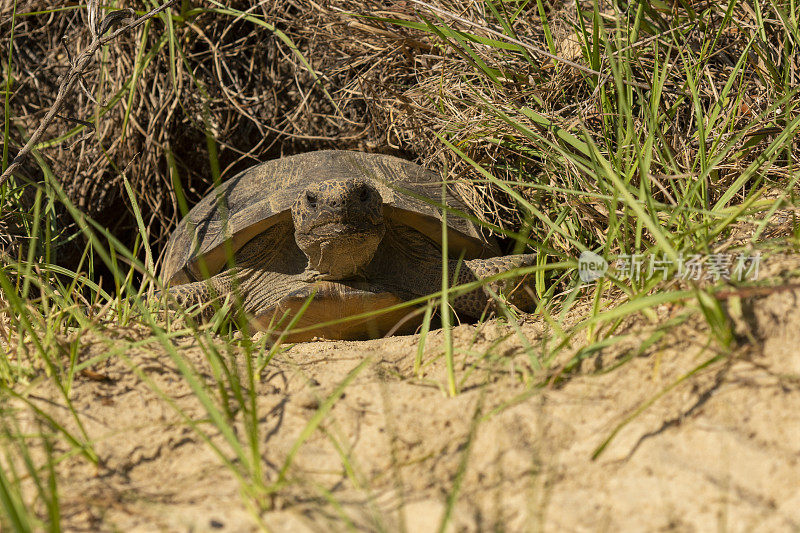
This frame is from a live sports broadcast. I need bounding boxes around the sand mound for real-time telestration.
[9,286,800,531]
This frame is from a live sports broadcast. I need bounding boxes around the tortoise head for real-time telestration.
[291,178,386,280]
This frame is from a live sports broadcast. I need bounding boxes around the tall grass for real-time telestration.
[0,0,798,528]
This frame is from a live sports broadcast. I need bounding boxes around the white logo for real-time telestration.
[578,251,608,282]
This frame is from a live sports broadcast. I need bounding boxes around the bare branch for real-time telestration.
[0,0,179,187]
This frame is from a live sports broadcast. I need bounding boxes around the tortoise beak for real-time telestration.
[299,225,385,280]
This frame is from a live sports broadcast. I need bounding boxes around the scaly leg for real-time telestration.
[371,237,537,319]
[159,271,236,319]
[447,254,537,317]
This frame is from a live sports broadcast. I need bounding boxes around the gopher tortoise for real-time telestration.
[160,150,536,340]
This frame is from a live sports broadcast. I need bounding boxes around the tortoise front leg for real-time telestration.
[158,225,309,322]
[158,274,233,320]
[373,247,537,319]
[446,254,537,318]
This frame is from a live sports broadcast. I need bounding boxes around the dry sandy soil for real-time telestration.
[10,275,800,532]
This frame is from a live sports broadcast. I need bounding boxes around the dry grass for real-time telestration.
[1,1,800,529]
[2,0,798,271]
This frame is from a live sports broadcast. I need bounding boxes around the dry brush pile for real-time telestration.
[1,0,797,274]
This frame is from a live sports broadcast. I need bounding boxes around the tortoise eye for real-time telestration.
[359,187,371,202]
[305,191,317,207]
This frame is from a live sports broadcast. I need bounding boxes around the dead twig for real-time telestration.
[0,0,179,187]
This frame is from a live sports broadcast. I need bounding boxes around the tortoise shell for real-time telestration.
[161,150,497,285]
